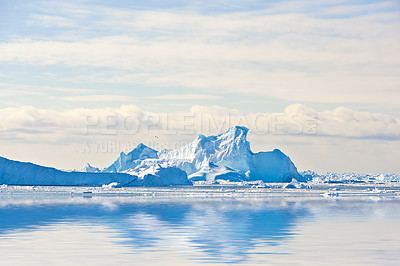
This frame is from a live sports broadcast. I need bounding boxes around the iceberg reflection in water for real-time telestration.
[0,190,400,265]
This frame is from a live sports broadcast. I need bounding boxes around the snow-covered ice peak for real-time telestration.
[125,143,158,161]
[100,126,301,182]
[103,143,158,173]
[215,126,249,142]
[80,163,100,173]
[158,126,252,174]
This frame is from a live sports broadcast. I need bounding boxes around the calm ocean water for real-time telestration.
[0,190,399,265]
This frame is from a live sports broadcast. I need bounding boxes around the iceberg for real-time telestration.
[0,156,191,186]
[101,126,302,182]
[157,126,301,182]
[1,126,302,186]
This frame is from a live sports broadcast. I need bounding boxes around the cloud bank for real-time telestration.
[0,104,398,142]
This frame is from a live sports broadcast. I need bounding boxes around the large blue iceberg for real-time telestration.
[0,126,302,186]
[103,126,302,182]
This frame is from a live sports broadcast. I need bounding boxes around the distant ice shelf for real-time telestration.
[301,170,400,183]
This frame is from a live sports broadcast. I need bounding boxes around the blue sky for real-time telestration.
[0,0,399,173]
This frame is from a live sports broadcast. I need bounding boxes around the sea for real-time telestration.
[0,184,399,265]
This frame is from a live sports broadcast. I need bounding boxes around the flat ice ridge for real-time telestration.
[0,156,191,186]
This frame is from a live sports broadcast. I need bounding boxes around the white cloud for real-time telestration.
[1,2,399,104]
[0,83,93,94]
[0,103,399,173]
[0,104,398,141]
[149,94,220,100]
[62,95,136,102]
[28,14,77,28]
[0,89,43,97]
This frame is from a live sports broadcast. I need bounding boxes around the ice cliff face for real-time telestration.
[250,148,301,182]
[102,126,301,182]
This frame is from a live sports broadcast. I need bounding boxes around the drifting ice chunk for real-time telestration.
[283,178,309,189]
[323,191,339,197]
[101,182,121,188]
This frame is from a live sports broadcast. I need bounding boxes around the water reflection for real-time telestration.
[0,196,400,265]
[0,197,308,263]
[112,202,308,263]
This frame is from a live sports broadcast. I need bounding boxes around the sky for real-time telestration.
[0,0,399,173]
